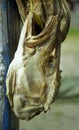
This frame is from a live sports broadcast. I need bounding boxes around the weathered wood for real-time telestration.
[8,0,21,59]
[0,2,5,129]
[7,0,20,129]
[0,0,20,129]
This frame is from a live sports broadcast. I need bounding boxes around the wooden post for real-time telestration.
[7,0,21,59]
[0,2,5,130]
[0,0,20,129]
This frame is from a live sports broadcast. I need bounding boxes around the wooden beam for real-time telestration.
[7,0,20,129]
[1,0,20,129]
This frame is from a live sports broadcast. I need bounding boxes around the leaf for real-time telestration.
[30,0,33,12]
[29,0,43,29]
[33,11,44,29]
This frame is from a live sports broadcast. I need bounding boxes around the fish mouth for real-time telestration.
[14,104,44,120]
[23,13,58,48]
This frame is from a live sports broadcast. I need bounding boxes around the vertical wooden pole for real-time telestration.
[7,1,20,129]
[0,0,10,129]
[0,1,5,130]
[0,0,20,129]
[7,0,21,59]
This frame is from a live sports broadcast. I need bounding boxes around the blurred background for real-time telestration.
[20,1,79,130]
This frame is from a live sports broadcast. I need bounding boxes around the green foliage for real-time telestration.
[68,27,79,36]
[30,0,43,29]
[33,12,43,29]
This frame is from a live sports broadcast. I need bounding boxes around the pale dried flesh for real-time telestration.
[6,0,71,120]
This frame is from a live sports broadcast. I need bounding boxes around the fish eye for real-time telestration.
[46,56,54,67]
[44,56,55,76]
